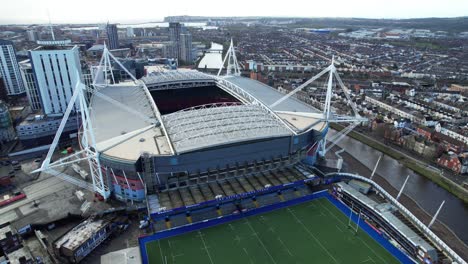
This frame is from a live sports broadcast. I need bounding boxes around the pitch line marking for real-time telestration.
[287,208,339,264]
[244,218,278,264]
[358,236,388,264]
[316,200,387,263]
[317,199,347,227]
[171,252,185,262]
[258,214,294,258]
[277,237,294,257]
[243,247,256,264]
[336,225,344,232]
[360,256,375,263]
[198,231,215,264]
[158,240,164,264]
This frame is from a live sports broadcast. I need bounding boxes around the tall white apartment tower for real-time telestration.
[0,39,26,95]
[19,60,42,111]
[29,42,82,115]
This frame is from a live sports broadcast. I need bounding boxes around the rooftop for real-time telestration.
[276,112,326,132]
[91,72,326,160]
[55,219,109,251]
[6,247,33,264]
[197,52,223,69]
[223,76,320,113]
[0,225,14,240]
[142,70,215,86]
[163,104,293,153]
[90,82,170,160]
[337,181,435,252]
[33,43,76,51]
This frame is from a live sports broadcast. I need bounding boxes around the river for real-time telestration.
[329,130,468,244]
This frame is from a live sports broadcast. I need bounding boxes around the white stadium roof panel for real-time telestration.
[197,52,223,70]
[163,104,293,153]
[223,76,320,113]
[90,72,325,160]
[142,70,214,86]
[90,83,171,160]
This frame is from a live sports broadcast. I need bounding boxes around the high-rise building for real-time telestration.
[19,60,42,111]
[0,101,15,142]
[106,24,119,50]
[0,77,7,101]
[163,42,178,60]
[126,27,134,38]
[168,22,182,60]
[0,40,26,95]
[26,30,39,42]
[29,43,82,115]
[180,33,193,63]
[168,22,193,64]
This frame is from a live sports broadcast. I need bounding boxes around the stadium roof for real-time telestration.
[163,104,293,153]
[90,72,326,159]
[223,76,320,113]
[90,83,171,160]
[208,42,223,52]
[197,52,223,69]
[141,70,214,87]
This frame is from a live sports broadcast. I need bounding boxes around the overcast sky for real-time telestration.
[0,0,467,24]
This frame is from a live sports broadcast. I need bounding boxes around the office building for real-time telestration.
[126,27,134,38]
[106,24,119,50]
[0,40,26,95]
[168,22,193,63]
[180,33,193,63]
[0,101,15,142]
[26,30,39,42]
[168,22,181,60]
[29,42,82,115]
[19,60,42,111]
[169,22,182,43]
[163,42,177,60]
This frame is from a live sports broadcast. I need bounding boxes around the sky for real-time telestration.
[0,0,467,24]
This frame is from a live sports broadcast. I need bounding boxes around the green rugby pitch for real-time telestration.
[145,198,400,264]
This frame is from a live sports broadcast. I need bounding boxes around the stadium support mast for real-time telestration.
[269,56,366,156]
[217,38,241,77]
[34,74,110,198]
[33,46,159,200]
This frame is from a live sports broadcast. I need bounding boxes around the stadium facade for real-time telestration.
[89,70,327,202]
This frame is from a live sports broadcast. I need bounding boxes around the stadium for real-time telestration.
[90,69,327,204]
[37,47,466,264]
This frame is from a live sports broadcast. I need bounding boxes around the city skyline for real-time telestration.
[0,0,467,24]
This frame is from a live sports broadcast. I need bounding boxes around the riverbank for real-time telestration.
[336,146,468,261]
[330,123,468,204]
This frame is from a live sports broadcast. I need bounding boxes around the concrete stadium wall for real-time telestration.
[153,137,291,175]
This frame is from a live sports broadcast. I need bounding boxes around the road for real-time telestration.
[0,174,74,218]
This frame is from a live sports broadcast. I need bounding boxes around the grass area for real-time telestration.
[145,198,400,264]
[330,123,468,204]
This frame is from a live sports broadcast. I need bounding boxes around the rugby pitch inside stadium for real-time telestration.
[145,198,400,264]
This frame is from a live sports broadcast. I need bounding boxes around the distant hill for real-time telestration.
[164,16,468,33]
